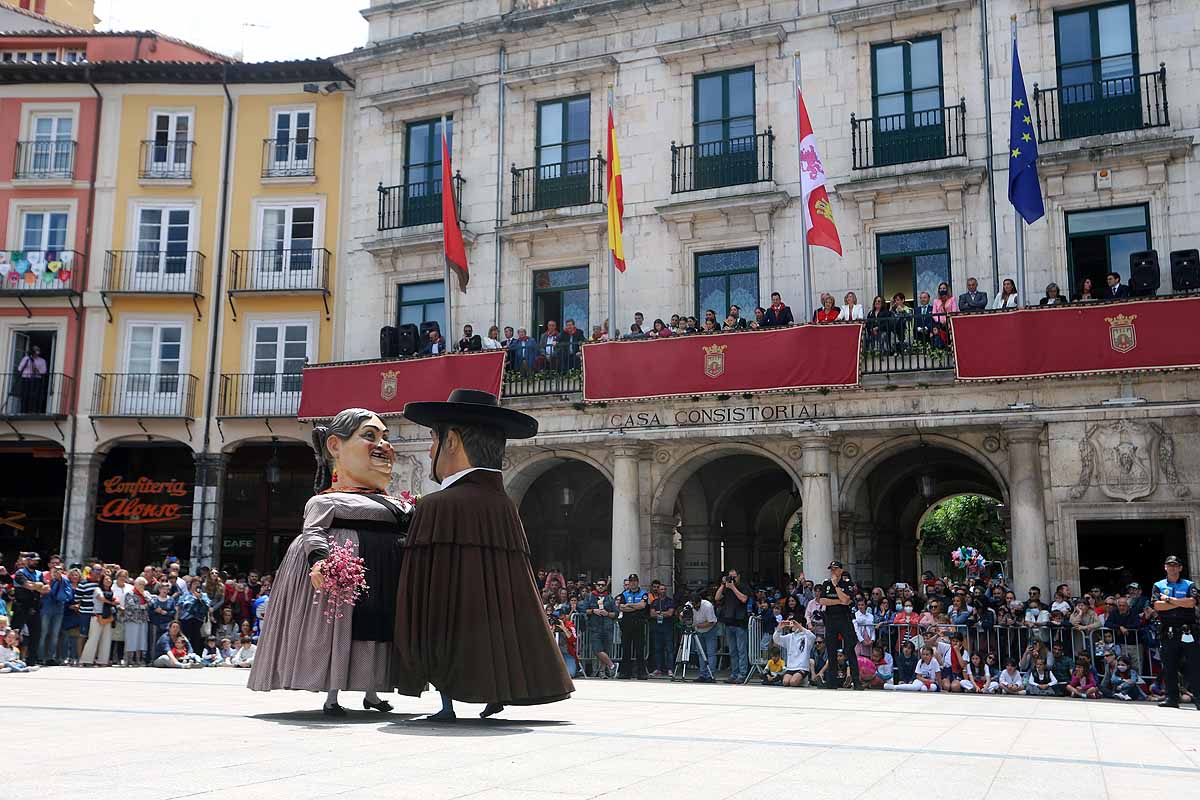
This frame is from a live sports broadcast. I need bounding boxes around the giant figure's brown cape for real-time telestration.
[393,470,574,704]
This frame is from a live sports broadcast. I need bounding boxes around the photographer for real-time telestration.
[582,578,619,678]
[772,617,816,687]
[683,591,718,683]
[714,569,750,683]
[616,573,649,680]
[548,609,578,678]
[648,579,675,676]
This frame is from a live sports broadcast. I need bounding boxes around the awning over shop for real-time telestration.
[297,351,505,420]
[950,295,1200,381]
[581,323,863,402]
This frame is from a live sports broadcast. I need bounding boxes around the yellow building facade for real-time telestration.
[48,60,348,571]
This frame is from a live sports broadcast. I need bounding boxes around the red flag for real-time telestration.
[606,108,626,272]
[441,129,468,291]
[797,89,842,256]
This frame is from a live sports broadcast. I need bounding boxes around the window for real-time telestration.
[695,249,758,321]
[403,118,451,227]
[148,112,192,177]
[396,281,445,335]
[535,96,590,209]
[692,68,756,188]
[1054,1,1140,138]
[20,211,68,253]
[123,322,185,414]
[250,321,309,400]
[135,207,193,282]
[22,114,73,178]
[1066,205,1150,296]
[871,37,945,165]
[268,108,313,176]
[533,266,589,337]
[876,228,951,306]
[258,205,317,284]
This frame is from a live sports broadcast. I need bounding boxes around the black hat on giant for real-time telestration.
[403,389,538,440]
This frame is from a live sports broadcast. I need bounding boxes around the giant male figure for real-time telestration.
[394,389,574,719]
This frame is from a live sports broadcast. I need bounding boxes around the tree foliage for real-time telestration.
[919,494,1008,560]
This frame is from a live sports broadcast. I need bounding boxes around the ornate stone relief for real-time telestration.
[1070,420,1188,501]
[389,453,427,496]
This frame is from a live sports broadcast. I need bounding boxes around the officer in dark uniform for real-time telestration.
[617,573,649,680]
[817,560,861,690]
[1153,555,1200,709]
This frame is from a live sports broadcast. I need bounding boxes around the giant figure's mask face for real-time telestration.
[329,414,394,492]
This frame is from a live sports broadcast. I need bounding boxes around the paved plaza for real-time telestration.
[13,667,1200,799]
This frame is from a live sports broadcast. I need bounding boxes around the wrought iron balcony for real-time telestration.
[851,99,967,170]
[671,130,774,193]
[261,137,316,178]
[139,139,194,180]
[14,140,76,180]
[217,372,303,418]
[1033,65,1168,143]
[856,315,955,376]
[0,250,84,295]
[228,248,330,293]
[511,154,606,215]
[91,372,199,419]
[0,372,73,419]
[102,250,205,294]
[378,172,466,230]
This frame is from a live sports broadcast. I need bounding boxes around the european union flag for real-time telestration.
[1008,36,1044,224]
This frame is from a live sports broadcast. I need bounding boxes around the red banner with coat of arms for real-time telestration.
[581,324,863,402]
[297,351,506,420]
[950,296,1200,381]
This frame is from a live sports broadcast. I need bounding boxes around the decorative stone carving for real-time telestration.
[1072,420,1183,502]
[389,454,426,496]
[1069,433,1094,500]
[982,434,1003,453]
[786,444,804,461]
[841,441,861,459]
[1151,422,1190,498]
[654,449,672,464]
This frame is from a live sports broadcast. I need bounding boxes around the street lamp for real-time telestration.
[265,440,281,485]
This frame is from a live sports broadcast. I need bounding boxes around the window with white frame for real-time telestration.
[268,109,313,175]
[23,114,74,177]
[20,210,68,253]
[122,322,185,414]
[147,111,193,177]
[250,321,310,400]
[134,206,193,279]
[255,203,318,288]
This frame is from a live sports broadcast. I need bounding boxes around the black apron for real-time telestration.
[331,494,406,643]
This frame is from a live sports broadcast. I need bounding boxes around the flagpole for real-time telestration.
[607,85,617,340]
[794,52,813,323]
[441,114,453,340]
[1011,16,1026,305]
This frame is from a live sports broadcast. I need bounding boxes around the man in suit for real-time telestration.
[763,292,794,327]
[958,277,988,312]
[421,329,446,355]
[913,291,937,346]
[538,320,561,370]
[1106,271,1130,299]
[559,318,587,369]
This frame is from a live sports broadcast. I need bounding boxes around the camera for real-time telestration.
[679,602,696,632]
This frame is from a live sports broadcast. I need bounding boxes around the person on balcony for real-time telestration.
[1104,271,1130,300]
[764,292,794,327]
[913,291,936,345]
[651,319,672,338]
[457,325,482,353]
[840,292,865,321]
[814,293,840,323]
[507,328,536,372]
[624,323,645,339]
[421,329,446,356]
[559,319,586,369]
[888,293,911,350]
[958,277,989,312]
[931,282,957,346]
[537,320,561,370]
[1040,283,1068,306]
[1075,277,1101,303]
[15,344,48,414]
[727,305,749,331]
[864,295,892,354]
[481,326,503,350]
[749,307,767,330]
[989,279,1022,310]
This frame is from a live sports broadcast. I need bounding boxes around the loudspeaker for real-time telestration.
[1170,249,1200,292]
[397,323,420,357]
[1128,250,1160,296]
[419,321,441,342]
[379,325,400,359]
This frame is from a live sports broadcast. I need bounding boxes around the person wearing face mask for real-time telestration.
[931,282,957,345]
[248,408,409,717]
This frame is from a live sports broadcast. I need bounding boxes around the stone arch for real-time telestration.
[220,432,310,455]
[93,432,194,456]
[505,448,613,508]
[651,440,802,521]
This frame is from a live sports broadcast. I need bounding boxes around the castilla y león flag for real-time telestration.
[441,125,468,292]
[797,89,842,256]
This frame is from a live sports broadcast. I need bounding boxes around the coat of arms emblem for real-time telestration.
[702,343,728,379]
[380,370,399,401]
[1105,313,1137,354]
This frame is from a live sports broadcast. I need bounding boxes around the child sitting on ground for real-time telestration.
[1,629,36,673]
[218,637,235,661]
[1066,659,1100,699]
[868,644,893,688]
[990,659,1025,694]
[961,652,991,693]
[763,645,786,685]
[885,645,941,692]
[201,635,225,666]
[1024,656,1057,696]
[230,635,257,668]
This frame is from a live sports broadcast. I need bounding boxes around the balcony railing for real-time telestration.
[92,372,199,418]
[1033,65,1169,143]
[261,137,316,178]
[139,139,194,180]
[511,154,606,215]
[228,248,330,293]
[671,130,774,193]
[502,340,583,396]
[378,172,466,230]
[0,250,84,294]
[858,315,955,376]
[14,139,75,180]
[102,250,205,294]
[217,372,303,418]
[0,372,73,418]
[851,99,967,170]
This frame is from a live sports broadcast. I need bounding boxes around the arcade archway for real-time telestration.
[518,458,612,582]
[220,439,314,574]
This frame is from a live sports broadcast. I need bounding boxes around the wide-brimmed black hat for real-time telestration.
[403,389,538,440]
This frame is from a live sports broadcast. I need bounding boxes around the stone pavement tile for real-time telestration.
[982,760,1108,799]
[1101,764,1200,795]
[856,752,1002,798]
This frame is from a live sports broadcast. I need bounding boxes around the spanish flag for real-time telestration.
[606,108,626,272]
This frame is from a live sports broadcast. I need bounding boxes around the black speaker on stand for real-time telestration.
[1170,249,1200,293]
[379,325,400,359]
[397,323,420,357]
[1128,250,1160,297]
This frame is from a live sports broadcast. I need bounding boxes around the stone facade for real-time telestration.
[337,0,1200,591]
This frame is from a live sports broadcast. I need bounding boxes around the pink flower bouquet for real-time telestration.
[313,539,369,622]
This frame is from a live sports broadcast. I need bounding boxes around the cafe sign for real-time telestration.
[96,475,191,525]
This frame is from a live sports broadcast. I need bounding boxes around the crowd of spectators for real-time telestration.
[534,565,1192,704]
[0,551,265,672]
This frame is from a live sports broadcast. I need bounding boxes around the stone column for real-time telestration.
[63,451,102,565]
[1008,424,1049,593]
[611,444,642,583]
[798,431,835,580]
[189,452,227,571]
[650,513,677,593]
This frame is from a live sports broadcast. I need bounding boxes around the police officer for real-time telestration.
[1153,555,1200,709]
[617,573,649,680]
[818,560,862,690]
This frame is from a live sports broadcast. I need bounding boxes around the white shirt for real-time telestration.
[998,667,1024,687]
[481,337,502,350]
[990,293,1021,309]
[841,304,865,320]
[691,598,717,630]
[440,466,502,490]
[772,626,816,672]
[914,657,941,682]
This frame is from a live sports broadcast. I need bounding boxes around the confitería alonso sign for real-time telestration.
[96,475,191,524]
[606,402,822,429]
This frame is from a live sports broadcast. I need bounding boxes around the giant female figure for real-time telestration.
[249,408,408,715]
